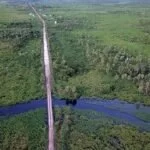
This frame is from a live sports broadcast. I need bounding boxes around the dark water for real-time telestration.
[0,97,150,131]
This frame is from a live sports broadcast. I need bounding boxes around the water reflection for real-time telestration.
[136,103,141,110]
[66,100,77,106]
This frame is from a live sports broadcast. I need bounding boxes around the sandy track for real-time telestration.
[30,5,55,150]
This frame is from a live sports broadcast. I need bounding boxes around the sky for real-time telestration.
[4,0,150,5]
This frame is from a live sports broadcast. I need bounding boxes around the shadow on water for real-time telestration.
[0,97,150,131]
[66,100,77,106]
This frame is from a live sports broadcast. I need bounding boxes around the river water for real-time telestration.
[0,97,150,131]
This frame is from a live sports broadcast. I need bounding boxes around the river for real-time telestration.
[0,97,150,131]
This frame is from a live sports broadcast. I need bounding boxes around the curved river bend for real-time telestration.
[0,97,150,131]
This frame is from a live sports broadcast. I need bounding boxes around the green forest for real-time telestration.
[0,5,44,105]
[0,1,150,150]
[0,4,150,105]
[41,4,150,104]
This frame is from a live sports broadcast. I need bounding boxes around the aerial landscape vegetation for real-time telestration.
[1,108,150,150]
[0,4,44,106]
[47,4,150,104]
[0,0,150,149]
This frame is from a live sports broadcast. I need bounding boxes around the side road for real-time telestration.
[30,4,55,150]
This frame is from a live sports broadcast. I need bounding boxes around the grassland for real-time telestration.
[0,108,150,150]
[0,4,44,106]
[39,4,150,104]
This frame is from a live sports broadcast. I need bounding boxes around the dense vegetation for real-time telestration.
[0,109,47,150]
[55,108,150,150]
[0,2,150,150]
[0,108,150,150]
[1,3,150,106]
[39,4,150,104]
[0,5,44,106]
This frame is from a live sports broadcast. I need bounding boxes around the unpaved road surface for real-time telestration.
[30,5,55,150]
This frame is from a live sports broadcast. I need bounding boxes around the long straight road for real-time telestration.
[30,5,55,150]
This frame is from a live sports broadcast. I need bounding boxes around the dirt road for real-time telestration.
[30,5,55,150]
